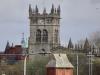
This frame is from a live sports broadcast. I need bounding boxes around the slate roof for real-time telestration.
[46,53,74,68]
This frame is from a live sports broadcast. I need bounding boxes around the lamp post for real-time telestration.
[76,54,79,75]
[24,55,27,75]
[23,51,51,75]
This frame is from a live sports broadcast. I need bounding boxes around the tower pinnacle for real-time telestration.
[68,38,74,49]
[35,5,39,14]
[5,41,10,50]
[51,4,54,14]
[57,5,60,15]
[29,4,32,16]
[43,8,46,14]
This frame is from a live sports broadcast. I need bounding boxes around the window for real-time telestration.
[36,29,41,43]
[55,29,58,43]
[42,29,48,42]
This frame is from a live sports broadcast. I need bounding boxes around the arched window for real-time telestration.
[55,29,58,43]
[36,29,41,42]
[42,29,48,42]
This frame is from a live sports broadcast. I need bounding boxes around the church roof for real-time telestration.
[46,53,74,68]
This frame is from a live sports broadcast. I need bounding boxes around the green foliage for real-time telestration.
[67,53,89,75]
[0,61,23,75]
[1,53,100,75]
[93,58,100,75]
[26,53,100,75]
[26,55,50,75]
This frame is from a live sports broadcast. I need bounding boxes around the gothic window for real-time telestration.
[58,19,60,24]
[42,29,48,42]
[36,29,41,43]
[55,29,58,43]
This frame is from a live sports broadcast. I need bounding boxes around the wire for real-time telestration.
[0,52,51,56]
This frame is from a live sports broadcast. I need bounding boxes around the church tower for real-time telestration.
[28,4,61,55]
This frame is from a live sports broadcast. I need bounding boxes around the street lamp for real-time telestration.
[76,54,79,75]
[24,55,27,75]
[23,51,51,75]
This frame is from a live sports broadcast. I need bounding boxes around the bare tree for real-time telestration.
[89,31,100,48]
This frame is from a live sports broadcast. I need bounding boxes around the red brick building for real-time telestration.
[46,54,74,75]
[5,45,24,60]
[0,52,5,60]
[0,42,27,64]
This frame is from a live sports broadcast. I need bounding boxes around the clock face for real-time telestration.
[38,19,44,24]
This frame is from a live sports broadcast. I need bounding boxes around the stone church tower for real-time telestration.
[28,4,60,55]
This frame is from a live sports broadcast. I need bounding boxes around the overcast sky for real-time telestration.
[0,0,100,51]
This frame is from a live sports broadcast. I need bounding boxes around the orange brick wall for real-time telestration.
[47,68,73,75]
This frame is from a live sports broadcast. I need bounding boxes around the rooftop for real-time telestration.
[46,53,74,68]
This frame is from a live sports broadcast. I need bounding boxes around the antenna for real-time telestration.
[21,33,25,48]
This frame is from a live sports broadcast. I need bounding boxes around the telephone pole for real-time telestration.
[76,54,79,75]
[87,51,94,75]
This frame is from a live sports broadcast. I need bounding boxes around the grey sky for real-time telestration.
[0,0,100,51]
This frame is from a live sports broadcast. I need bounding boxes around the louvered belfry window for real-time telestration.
[36,29,41,42]
[42,29,48,42]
